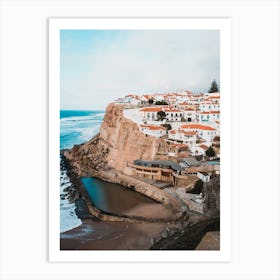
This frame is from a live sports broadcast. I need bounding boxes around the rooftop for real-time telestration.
[133,159,182,171]
[181,124,216,131]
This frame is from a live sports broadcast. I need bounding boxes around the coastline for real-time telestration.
[59,103,220,250]
[60,153,219,250]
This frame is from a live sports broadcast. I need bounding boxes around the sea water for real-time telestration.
[60,110,105,233]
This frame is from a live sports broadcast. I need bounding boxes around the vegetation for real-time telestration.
[148,99,154,104]
[195,155,203,161]
[155,100,168,105]
[157,110,166,121]
[213,135,220,142]
[208,80,219,93]
[206,146,216,158]
[161,123,172,130]
[186,179,203,194]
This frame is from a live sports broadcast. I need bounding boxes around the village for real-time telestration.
[114,86,221,215]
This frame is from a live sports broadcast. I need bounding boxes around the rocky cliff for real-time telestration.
[63,103,167,176]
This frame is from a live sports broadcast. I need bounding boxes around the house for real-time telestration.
[164,108,184,122]
[183,108,197,122]
[194,144,209,156]
[125,94,142,105]
[140,107,163,121]
[197,171,211,182]
[139,124,166,137]
[199,102,220,112]
[168,129,196,146]
[181,124,217,141]
[198,111,220,122]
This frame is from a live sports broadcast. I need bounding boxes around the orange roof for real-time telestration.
[164,108,183,113]
[143,95,153,99]
[126,94,140,99]
[199,144,208,150]
[184,131,196,136]
[200,111,220,115]
[169,130,176,135]
[140,107,162,112]
[209,96,220,99]
[181,124,216,131]
[140,125,164,131]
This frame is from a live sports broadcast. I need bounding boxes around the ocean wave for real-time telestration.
[91,112,105,117]
[60,115,97,122]
[60,111,103,231]
[60,161,82,233]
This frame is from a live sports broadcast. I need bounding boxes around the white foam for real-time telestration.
[60,115,96,122]
[60,168,82,233]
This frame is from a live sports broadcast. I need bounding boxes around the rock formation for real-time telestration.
[63,103,167,176]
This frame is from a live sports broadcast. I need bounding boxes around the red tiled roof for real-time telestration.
[199,144,209,150]
[184,131,196,136]
[200,111,220,115]
[164,108,183,113]
[181,124,216,131]
[140,107,162,112]
[140,125,164,131]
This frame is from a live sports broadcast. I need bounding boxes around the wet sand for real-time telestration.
[60,200,175,250]
[122,203,174,219]
[60,219,167,250]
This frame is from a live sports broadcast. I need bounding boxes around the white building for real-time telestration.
[198,111,220,122]
[197,172,211,182]
[125,94,142,105]
[199,102,220,112]
[181,124,218,141]
[168,129,196,148]
[139,107,163,122]
[193,144,209,156]
[139,124,166,137]
[164,108,184,122]
[183,108,197,122]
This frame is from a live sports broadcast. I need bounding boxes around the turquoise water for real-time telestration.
[81,177,155,215]
[60,110,105,232]
[60,110,105,150]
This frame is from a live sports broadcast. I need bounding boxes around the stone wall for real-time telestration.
[173,173,198,189]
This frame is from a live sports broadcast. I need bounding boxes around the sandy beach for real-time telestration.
[60,219,167,250]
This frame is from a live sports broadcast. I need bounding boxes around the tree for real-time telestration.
[157,110,166,121]
[213,135,220,142]
[206,146,216,158]
[162,123,172,130]
[155,100,168,105]
[208,80,219,93]
[186,179,203,194]
[148,99,154,104]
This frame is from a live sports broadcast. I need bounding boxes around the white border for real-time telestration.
[49,18,231,262]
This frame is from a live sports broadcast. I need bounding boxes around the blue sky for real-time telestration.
[60,30,220,110]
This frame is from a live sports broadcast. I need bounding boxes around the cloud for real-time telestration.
[60,30,219,109]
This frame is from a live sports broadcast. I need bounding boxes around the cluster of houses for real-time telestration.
[118,90,220,158]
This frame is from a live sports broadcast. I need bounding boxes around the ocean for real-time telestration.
[60,110,105,233]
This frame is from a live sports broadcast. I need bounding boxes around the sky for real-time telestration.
[60,30,220,110]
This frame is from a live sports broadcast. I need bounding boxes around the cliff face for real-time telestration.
[100,103,166,171]
[63,103,166,176]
